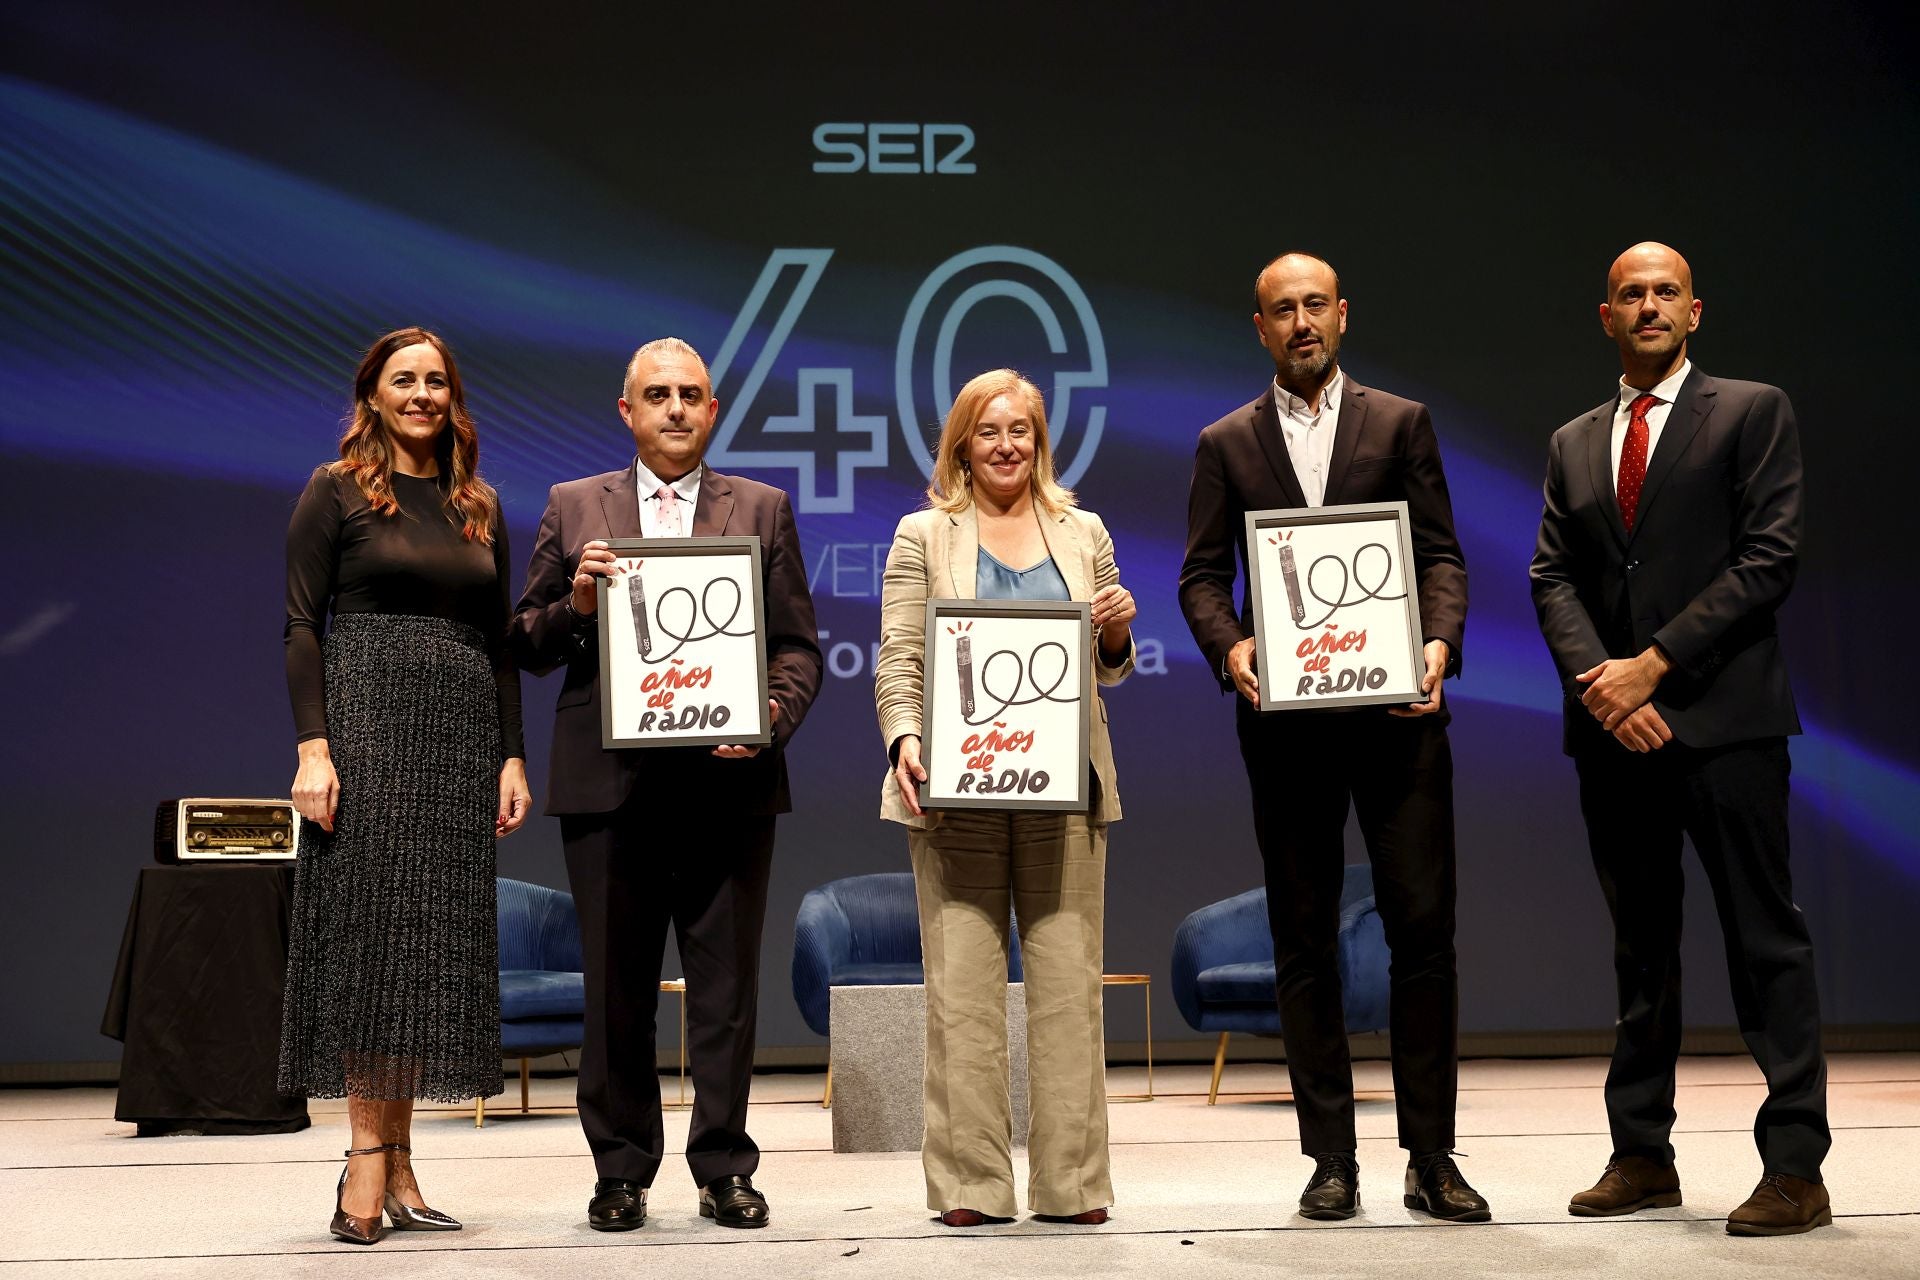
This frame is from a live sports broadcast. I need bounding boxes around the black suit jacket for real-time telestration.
[1529,367,1803,755]
[512,463,823,815]
[1180,376,1469,718]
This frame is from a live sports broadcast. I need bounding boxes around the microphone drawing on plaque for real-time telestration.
[1279,543,1307,625]
[956,634,976,720]
[627,568,652,658]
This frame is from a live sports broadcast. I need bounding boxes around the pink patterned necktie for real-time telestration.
[1617,393,1656,533]
[654,485,684,537]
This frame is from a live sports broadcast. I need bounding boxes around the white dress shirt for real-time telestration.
[1610,359,1691,496]
[1274,370,1344,507]
[633,458,703,536]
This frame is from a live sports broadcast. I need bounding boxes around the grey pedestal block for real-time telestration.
[829,982,1029,1154]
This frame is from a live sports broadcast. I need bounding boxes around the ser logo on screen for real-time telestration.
[812,123,976,174]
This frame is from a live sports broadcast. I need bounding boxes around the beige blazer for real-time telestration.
[875,504,1134,828]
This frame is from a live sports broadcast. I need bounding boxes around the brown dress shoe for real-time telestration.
[1726,1173,1831,1236]
[1035,1208,1109,1224]
[1568,1157,1682,1217]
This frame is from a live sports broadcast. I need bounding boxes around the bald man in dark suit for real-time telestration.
[1531,243,1829,1236]
[1181,253,1484,1224]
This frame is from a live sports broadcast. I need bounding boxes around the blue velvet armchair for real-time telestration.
[791,872,1022,1105]
[1170,865,1389,1104]
[486,877,585,1124]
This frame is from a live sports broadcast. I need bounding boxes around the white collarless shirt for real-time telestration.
[633,458,703,536]
[1610,359,1691,496]
[1274,370,1344,507]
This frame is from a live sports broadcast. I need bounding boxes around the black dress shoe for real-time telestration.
[1404,1151,1491,1223]
[700,1175,769,1229]
[588,1178,647,1231]
[1299,1152,1360,1220]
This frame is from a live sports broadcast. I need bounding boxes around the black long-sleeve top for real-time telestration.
[284,466,524,758]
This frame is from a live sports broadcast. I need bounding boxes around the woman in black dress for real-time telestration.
[281,327,531,1244]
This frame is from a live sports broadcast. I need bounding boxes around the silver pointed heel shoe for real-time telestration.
[383,1143,463,1230]
[384,1191,462,1230]
[330,1146,388,1245]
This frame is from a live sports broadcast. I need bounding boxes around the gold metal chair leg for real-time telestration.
[1144,980,1154,1101]
[656,980,691,1109]
[1208,1031,1230,1105]
[520,1057,531,1112]
[475,1094,486,1127]
[822,1062,833,1109]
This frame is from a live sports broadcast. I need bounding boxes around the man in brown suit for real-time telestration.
[513,337,821,1232]
[1179,253,1483,1222]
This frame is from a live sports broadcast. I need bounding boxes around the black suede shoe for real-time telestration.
[1404,1151,1491,1223]
[588,1178,647,1231]
[1299,1152,1360,1220]
[700,1175,770,1229]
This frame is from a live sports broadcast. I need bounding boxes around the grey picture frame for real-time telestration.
[920,597,1093,813]
[1245,499,1427,712]
[597,536,771,749]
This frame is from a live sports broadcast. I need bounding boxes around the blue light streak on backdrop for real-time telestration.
[2,74,1911,884]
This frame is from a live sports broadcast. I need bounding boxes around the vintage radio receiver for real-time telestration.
[154,798,300,863]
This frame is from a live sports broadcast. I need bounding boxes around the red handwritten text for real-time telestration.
[640,661,715,694]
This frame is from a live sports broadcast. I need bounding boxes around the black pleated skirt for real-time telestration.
[278,612,502,1102]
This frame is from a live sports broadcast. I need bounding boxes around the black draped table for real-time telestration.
[101,865,310,1134]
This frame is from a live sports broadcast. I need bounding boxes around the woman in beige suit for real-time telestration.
[875,368,1135,1227]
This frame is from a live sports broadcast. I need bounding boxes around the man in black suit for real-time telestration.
[1180,253,1485,1222]
[1531,242,1829,1236]
[514,337,822,1231]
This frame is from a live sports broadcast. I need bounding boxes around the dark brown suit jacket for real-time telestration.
[512,463,823,815]
[1179,376,1468,716]
[1529,367,1803,754]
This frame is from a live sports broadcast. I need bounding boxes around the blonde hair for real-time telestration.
[926,369,1075,516]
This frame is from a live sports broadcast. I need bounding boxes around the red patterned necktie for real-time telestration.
[1617,393,1656,533]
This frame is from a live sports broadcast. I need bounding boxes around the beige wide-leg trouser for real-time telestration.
[908,809,1112,1218]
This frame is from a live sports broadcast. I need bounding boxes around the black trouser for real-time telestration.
[1238,710,1458,1156]
[561,803,775,1188]
[1575,735,1828,1179]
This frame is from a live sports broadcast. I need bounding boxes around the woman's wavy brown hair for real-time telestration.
[332,327,497,543]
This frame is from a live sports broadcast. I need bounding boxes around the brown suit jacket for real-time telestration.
[1179,376,1468,715]
[875,504,1135,828]
[512,463,822,816]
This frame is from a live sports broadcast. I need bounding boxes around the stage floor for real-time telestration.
[3,1054,1915,1278]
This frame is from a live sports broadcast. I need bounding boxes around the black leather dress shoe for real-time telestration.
[1404,1152,1491,1223]
[1299,1152,1360,1220]
[700,1175,770,1229]
[588,1178,647,1231]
